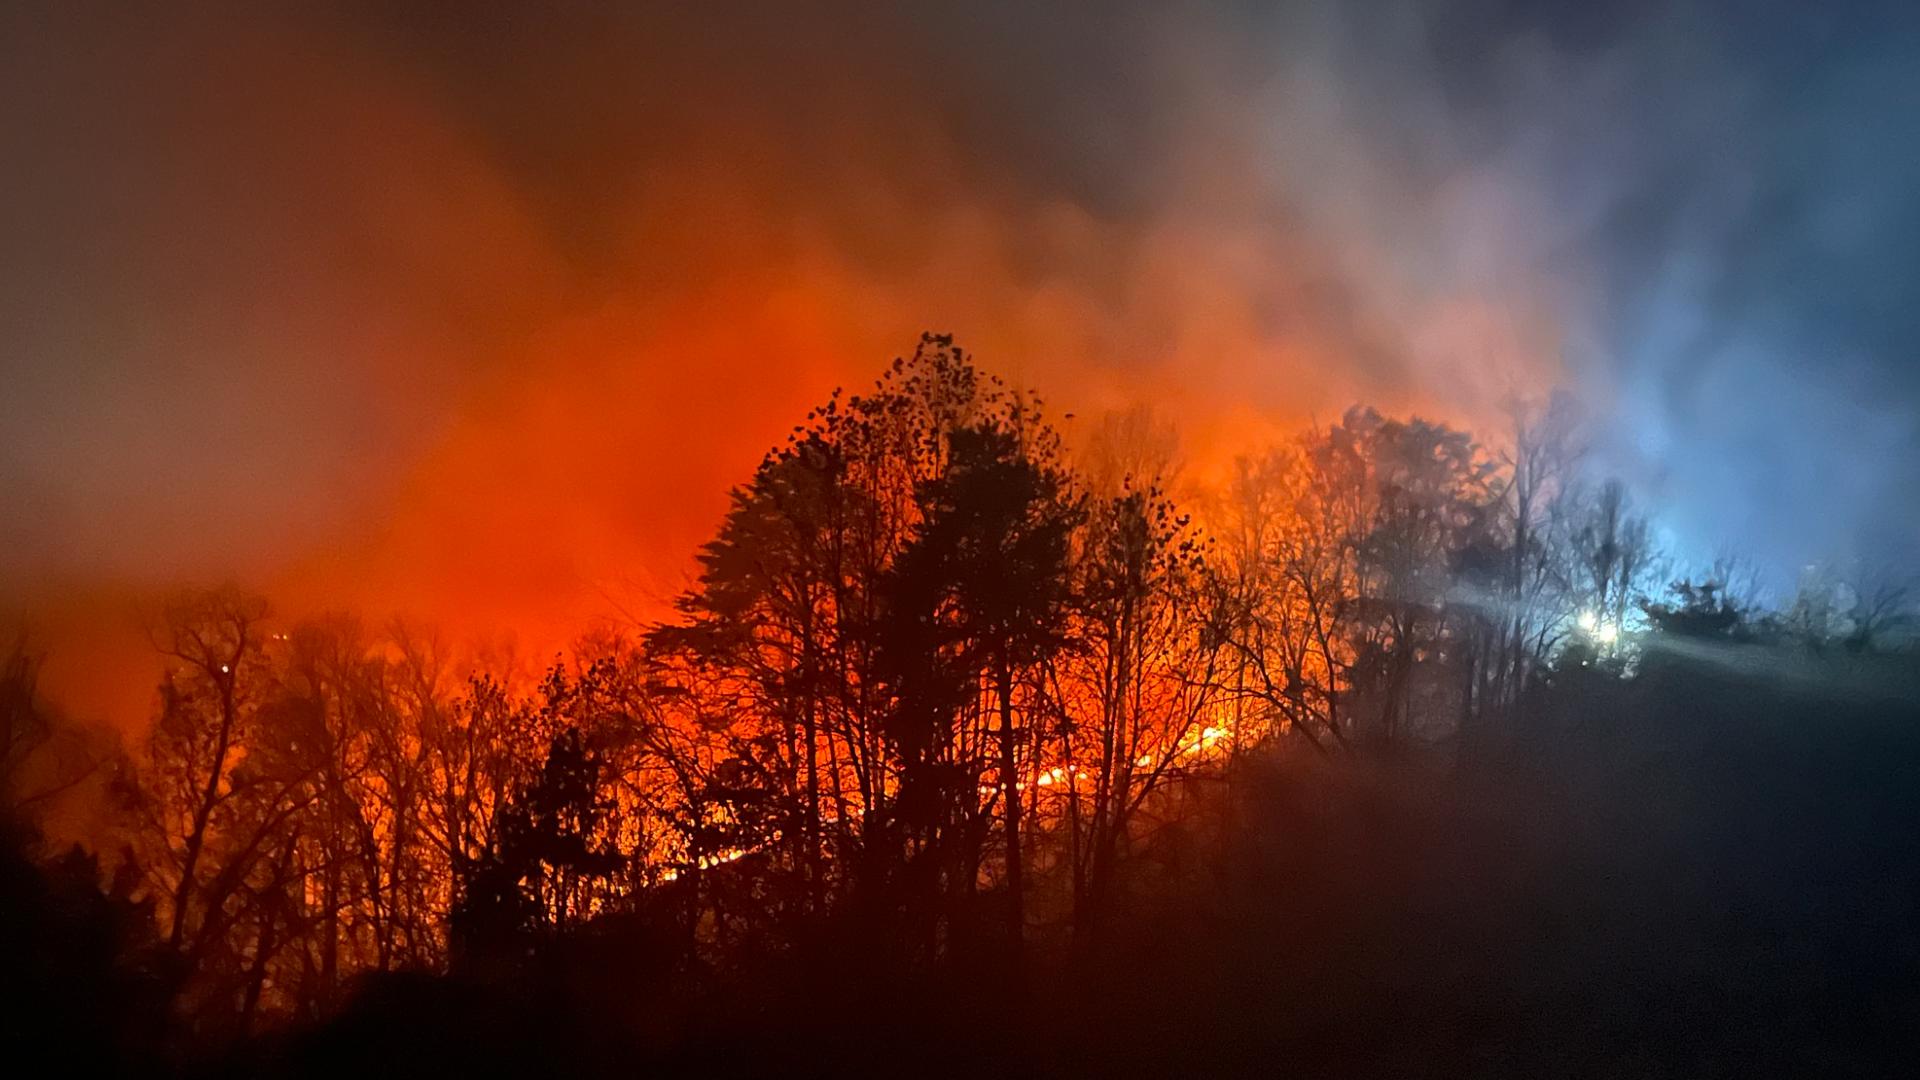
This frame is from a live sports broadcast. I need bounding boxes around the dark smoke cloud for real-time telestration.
[3,1,1915,725]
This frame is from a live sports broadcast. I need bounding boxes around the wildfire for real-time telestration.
[690,711,1254,886]
[658,846,752,883]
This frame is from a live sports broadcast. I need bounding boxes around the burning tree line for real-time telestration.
[3,335,1910,1047]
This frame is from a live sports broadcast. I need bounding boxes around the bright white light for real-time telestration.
[1595,620,1619,645]
[1577,610,1599,633]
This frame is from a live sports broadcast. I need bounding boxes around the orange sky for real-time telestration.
[2,6,1572,736]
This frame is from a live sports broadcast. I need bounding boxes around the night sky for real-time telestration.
[4,1,1917,723]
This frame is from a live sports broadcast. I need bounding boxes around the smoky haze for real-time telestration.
[3,1,1916,727]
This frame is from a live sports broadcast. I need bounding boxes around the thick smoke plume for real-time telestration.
[4,2,1916,728]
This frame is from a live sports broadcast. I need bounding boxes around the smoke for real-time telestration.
[3,1,1916,727]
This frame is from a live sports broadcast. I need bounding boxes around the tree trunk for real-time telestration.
[171,676,237,950]
[996,654,1024,961]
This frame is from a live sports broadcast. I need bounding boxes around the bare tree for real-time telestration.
[1568,479,1659,641]
[1047,476,1221,940]
[2,637,108,821]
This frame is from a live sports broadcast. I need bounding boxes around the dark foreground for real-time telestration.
[13,645,1920,1078]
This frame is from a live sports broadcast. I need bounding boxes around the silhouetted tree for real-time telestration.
[888,418,1081,956]
[1449,398,1584,742]
[1051,477,1221,940]
[650,333,997,929]
[1,818,168,1071]
[1568,479,1657,637]
[453,726,624,962]
[1644,579,1746,638]
[1,637,109,820]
